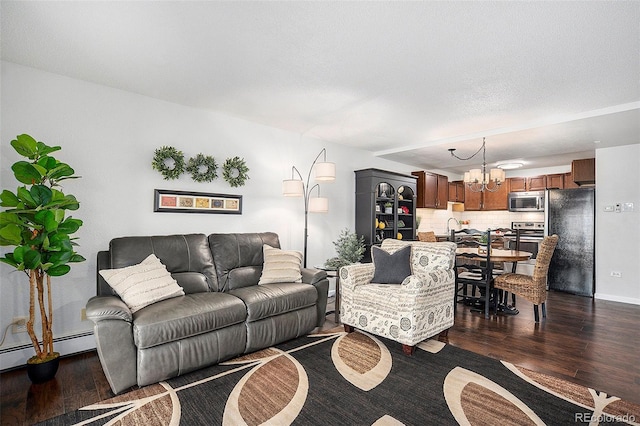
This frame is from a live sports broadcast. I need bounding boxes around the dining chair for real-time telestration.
[494,234,559,322]
[451,228,495,318]
[417,231,437,242]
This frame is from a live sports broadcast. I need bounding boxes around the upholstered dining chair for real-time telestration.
[494,234,559,322]
[417,231,437,242]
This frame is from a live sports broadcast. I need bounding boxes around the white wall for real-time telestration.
[594,144,640,304]
[0,61,415,368]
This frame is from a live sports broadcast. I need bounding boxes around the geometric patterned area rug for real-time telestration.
[39,329,640,425]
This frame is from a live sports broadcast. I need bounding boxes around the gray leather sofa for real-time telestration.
[86,232,329,394]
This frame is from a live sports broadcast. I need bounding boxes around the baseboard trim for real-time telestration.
[594,292,640,306]
[0,332,95,371]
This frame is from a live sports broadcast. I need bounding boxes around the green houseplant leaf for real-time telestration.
[1,134,84,365]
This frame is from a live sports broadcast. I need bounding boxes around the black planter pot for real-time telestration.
[27,356,60,384]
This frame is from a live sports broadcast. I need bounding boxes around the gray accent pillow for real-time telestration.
[371,245,412,284]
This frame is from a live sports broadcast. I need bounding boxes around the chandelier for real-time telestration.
[448,137,505,192]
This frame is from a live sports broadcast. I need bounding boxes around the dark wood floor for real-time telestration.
[2,290,639,424]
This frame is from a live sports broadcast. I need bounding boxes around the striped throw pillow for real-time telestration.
[258,244,303,284]
[99,254,184,313]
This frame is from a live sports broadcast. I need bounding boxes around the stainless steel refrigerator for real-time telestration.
[545,188,595,296]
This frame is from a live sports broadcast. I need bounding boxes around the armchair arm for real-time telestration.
[402,269,456,291]
[340,263,375,294]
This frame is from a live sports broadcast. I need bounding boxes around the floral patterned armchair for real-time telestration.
[339,239,456,354]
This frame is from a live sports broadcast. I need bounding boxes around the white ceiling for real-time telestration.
[2,1,639,174]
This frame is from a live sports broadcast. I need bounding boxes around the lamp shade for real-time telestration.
[282,179,304,196]
[463,172,471,183]
[314,162,336,181]
[490,168,505,183]
[469,169,482,183]
[308,197,329,213]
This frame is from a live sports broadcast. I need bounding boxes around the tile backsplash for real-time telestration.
[416,204,544,235]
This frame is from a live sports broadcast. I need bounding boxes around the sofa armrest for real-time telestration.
[301,267,329,327]
[86,295,133,323]
[301,267,327,284]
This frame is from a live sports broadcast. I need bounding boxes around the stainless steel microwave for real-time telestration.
[508,191,545,212]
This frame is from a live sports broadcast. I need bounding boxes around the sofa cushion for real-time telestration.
[133,292,247,349]
[258,245,303,284]
[107,234,218,292]
[99,254,185,313]
[208,232,280,291]
[229,283,317,322]
[371,245,412,284]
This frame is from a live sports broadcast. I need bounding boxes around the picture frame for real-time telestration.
[154,189,242,214]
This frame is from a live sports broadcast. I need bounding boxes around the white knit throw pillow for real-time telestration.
[99,254,184,313]
[258,244,303,284]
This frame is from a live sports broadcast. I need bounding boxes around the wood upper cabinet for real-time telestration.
[509,176,546,192]
[463,179,509,211]
[482,178,510,210]
[463,184,483,211]
[448,181,465,203]
[572,158,595,185]
[412,171,448,209]
[527,175,547,191]
[546,173,565,189]
[564,172,580,189]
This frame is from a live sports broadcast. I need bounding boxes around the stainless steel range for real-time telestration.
[504,221,545,275]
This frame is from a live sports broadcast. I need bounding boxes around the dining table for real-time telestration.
[455,247,532,263]
[455,247,533,315]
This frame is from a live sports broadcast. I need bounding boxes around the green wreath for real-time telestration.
[152,146,185,180]
[222,156,250,187]
[186,153,218,183]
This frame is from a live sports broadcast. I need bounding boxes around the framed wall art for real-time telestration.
[154,189,242,214]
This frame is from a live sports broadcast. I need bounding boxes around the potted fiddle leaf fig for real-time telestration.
[0,134,85,383]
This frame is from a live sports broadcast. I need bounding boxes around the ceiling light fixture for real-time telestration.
[496,162,523,170]
[448,137,505,193]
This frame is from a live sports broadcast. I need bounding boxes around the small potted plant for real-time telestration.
[0,134,85,383]
[478,233,489,254]
[384,202,393,214]
[325,228,365,270]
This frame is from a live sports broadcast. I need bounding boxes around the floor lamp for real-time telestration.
[282,148,335,267]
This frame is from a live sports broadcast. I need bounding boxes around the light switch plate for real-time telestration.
[622,202,634,212]
[604,205,614,212]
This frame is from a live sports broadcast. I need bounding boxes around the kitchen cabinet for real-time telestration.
[571,158,595,185]
[546,173,565,189]
[411,171,448,209]
[448,181,465,203]
[463,179,509,211]
[509,176,547,192]
[355,169,417,262]
[564,172,580,189]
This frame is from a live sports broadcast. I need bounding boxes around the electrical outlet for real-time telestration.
[11,316,28,334]
[81,308,87,321]
[610,271,622,278]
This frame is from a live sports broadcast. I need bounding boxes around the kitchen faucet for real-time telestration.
[446,217,460,236]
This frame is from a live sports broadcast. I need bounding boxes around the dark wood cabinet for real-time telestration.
[571,158,595,185]
[463,180,509,211]
[528,175,547,191]
[546,174,565,189]
[564,172,580,189]
[355,169,417,262]
[482,179,510,210]
[412,171,448,209]
[509,176,546,192]
[448,181,465,203]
